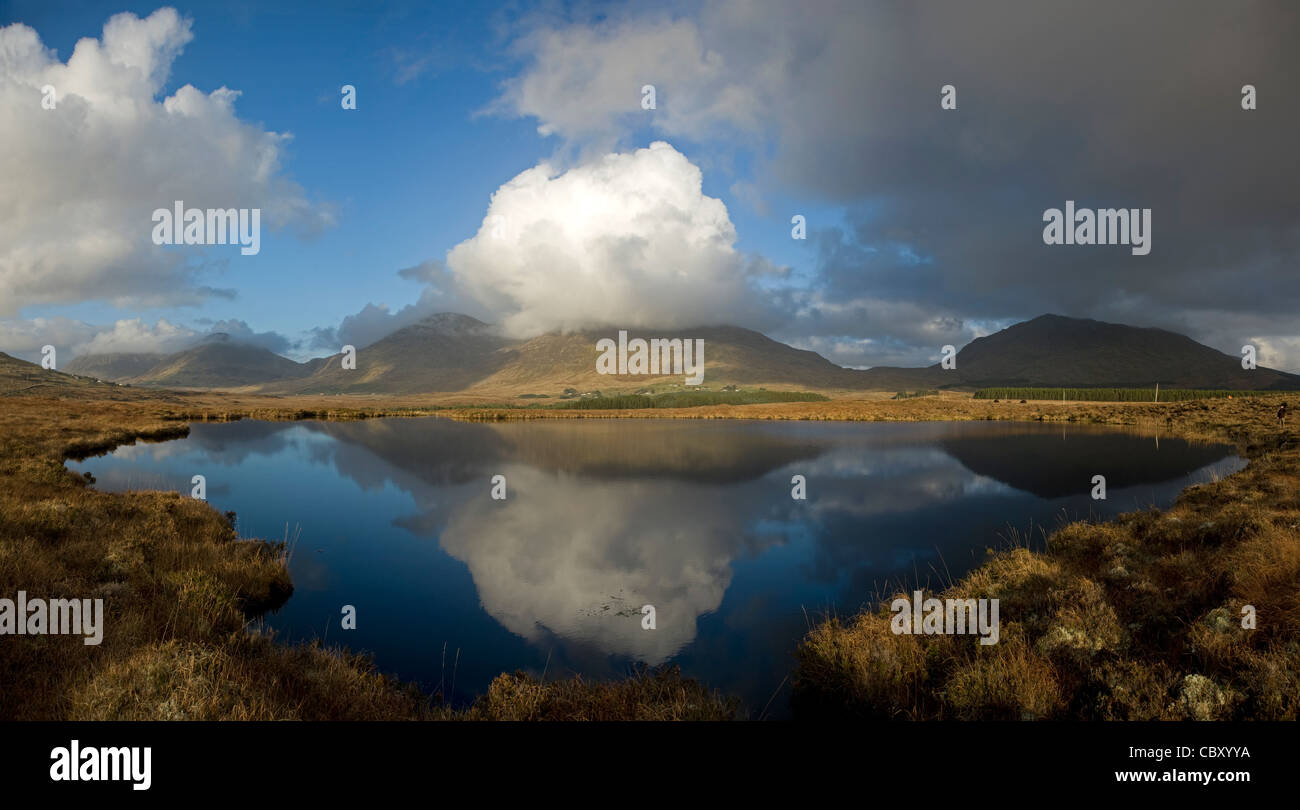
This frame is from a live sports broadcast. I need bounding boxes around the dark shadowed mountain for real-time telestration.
[53,313,1300,394]
[859,314,1300,391]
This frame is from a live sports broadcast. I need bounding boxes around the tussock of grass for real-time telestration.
[68,636,429,720]
[793,614,933,719]
[944,633,1064,720]
[443,666,740,721]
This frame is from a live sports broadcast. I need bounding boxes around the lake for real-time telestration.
[67,417,1244,717]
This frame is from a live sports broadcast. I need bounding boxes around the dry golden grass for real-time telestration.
[441,666,740,721]
[0,390,737,720]
[792,394,1300,720]
[3,382,1295,720]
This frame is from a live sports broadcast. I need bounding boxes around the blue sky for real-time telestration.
[2,0,830,360]
[3,1,1299,371]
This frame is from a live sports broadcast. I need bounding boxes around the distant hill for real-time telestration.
[134,336,313,388]
[271,314,513,394]
[51,313,1300,395]
[859,314,1300,391]
[462,324,864,394]
[63,335,314,389]
[64,352,168,381]
[0,352,124,395]
[265,315,864,396]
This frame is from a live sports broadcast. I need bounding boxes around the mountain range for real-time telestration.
[53,313,1300,395]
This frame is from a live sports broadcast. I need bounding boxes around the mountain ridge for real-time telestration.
[47,313,1300,395]
[859,314,1299,391]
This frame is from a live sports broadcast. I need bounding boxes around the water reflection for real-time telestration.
[68,418,1244,714]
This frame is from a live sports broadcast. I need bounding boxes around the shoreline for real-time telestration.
[1,390,1293,719]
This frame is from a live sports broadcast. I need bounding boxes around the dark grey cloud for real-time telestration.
[199,318,294,354]
[500,0,1300,369]
[305,325,339,352]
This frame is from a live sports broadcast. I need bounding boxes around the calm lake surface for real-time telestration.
[68,417,1244,716]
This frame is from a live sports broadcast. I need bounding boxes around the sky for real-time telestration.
[1,0,1298,371]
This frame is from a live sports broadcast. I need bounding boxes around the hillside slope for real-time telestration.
[858,315,1300,391]
[64,352,168,381]
[270,314,514,395]
[130,337,313,388]
[0,352,129,396]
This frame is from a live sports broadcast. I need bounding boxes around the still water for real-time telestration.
[68,417,1243,715]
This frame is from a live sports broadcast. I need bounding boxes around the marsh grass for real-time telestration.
[436,665,741,721]
[4,386,1295,720]
[792,397,1300,720]
[974,387,1272,402]
[0,393,734,720]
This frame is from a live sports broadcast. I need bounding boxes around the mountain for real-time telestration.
[52,313,1300,395]
[0,351,125,395]
[271,314,512,394]
[267,316,867,396]
[134,335,314,388]
[64,352,168,381]
[63,335,315,389]
[464,324,864,393]
[861,314,1300,391]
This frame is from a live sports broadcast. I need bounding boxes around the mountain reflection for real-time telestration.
[937,423,1232,499]
[69,417,1244,709]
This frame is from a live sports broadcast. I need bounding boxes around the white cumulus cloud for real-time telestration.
[75,317,197,355]
[0,315,298,364]
[0,7,334,316]
[444,140,775,337]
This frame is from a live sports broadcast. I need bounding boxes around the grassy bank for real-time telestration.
[973,387,1275,402]
[0,393,736,720]
[2,386,1294,720]
[551,389,828,410]
[793,397,1300,720]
